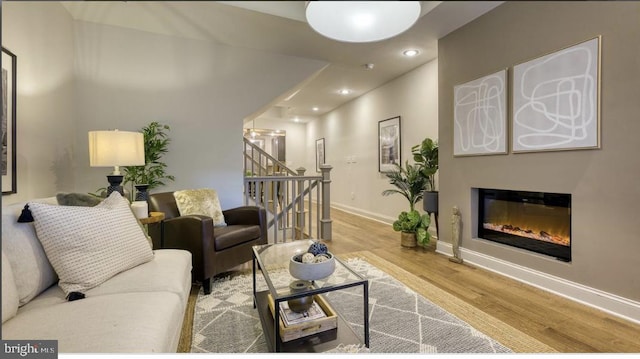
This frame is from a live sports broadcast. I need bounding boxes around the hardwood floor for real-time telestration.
[323,207,640,353]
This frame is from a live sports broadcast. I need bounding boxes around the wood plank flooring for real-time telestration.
[323,207,640,353]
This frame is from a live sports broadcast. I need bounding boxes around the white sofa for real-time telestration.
[1,196,193,353]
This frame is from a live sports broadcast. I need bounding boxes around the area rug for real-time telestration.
[189,254,545,353]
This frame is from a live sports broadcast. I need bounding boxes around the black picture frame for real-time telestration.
[2,47,17,195]
[315,138,325,172]
[378,116,401,172]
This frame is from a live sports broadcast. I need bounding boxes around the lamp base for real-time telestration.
[106,175,124,196]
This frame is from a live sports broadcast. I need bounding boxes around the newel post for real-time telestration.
[295,167,306,240]
[320,164,333,241]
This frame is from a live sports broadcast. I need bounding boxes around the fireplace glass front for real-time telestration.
[478,188,571,262]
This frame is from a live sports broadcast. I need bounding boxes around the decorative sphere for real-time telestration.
[301,253,315,263]
[308,242,328,256]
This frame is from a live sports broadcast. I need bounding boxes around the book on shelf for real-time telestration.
[278,300,327,327]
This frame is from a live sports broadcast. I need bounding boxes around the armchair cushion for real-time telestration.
[214,225,262,251]
[173,189,227,227]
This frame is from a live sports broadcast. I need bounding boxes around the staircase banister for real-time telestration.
[243,138,297,176]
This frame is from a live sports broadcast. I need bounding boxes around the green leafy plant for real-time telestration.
[122,122,175,199]
[411,137,438,191]
[393,210,431,246]
[382,161,427,211]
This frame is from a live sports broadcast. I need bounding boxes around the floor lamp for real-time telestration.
[88,129,145,197]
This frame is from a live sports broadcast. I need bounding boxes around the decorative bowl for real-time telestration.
[289,252,336,281]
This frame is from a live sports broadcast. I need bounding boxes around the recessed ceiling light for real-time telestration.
[294,117,300,123]
[403,49,419,57]
[312,107,319,111]
[339,89,351,95]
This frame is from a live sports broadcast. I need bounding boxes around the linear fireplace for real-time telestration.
[478,188,571,262]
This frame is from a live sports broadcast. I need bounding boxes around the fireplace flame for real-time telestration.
[483,223,569,246]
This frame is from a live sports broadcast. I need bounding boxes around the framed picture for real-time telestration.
[453,69,507,156]
[2,47,17,194]
[315,138,325,172]
[378,116,401,172]
[512,36,601,152]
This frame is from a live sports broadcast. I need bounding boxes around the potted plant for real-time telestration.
[411,137,439,236]
[382,161,432,247]
[123,121,175,201]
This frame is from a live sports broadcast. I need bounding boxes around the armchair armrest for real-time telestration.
[155,214,214,282]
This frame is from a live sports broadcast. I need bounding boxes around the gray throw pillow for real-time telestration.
[56,192,103,207]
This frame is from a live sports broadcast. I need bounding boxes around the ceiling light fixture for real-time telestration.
[305,1,421,43]
[339,89,351,95]
[403,49,420,57]
[312,107,319,111]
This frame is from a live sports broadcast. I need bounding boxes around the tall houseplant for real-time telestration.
[123,122,175,201]
[411,137,439,236]
[382,161,432,247]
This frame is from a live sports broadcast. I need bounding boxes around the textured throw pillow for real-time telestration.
[174,189,227,227]
[56,192,103,207]
[29,192,154,297]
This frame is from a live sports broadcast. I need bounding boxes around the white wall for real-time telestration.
[306,60,438,223]
[2,2,76,204]
[3,2,327,209]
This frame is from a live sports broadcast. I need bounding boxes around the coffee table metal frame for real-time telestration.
[252,240,369,352]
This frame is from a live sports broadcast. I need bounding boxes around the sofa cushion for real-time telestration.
[2,291,185,353]
[1,198,59,306]
[2,251,19,323]
[29,192,154,297]
[174,188,227,227]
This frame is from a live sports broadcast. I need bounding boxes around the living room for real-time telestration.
[3,1,640,357]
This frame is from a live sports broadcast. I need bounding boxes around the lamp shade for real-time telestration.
[88,130,145,168]
[305,1,421,43]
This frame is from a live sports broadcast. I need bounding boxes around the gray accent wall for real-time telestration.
[438,2,640,301]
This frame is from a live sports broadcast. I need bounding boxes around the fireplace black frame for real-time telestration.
[477,188,572,262]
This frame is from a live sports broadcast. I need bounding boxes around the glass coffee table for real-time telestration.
[252,240,369,352]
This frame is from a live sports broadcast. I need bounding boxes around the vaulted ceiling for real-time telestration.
[61,1,502,122]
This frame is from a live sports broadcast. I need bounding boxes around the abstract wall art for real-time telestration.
[453,69,507,156]
[512,37,601,152]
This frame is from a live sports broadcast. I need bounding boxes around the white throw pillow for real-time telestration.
[29,192,154,297]
[174,189,227,227]
[1,198,59,306]
[2,251,19,323]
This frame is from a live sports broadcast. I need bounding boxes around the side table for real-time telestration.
[139,212,165,248]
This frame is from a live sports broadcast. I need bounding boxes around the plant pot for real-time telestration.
[400,231,417,248]
[423,190,439,214]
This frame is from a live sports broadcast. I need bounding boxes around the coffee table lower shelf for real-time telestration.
[255,290,363,352]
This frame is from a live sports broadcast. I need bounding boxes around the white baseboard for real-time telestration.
[436,241,640,325]
[331,202,395,225]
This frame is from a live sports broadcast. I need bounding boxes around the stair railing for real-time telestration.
[243,138,332,243]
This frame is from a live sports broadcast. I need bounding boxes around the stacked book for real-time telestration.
[278,300,327,327]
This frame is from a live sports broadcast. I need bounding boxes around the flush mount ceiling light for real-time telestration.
[339,89,351,95]
[305,1,422,43]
